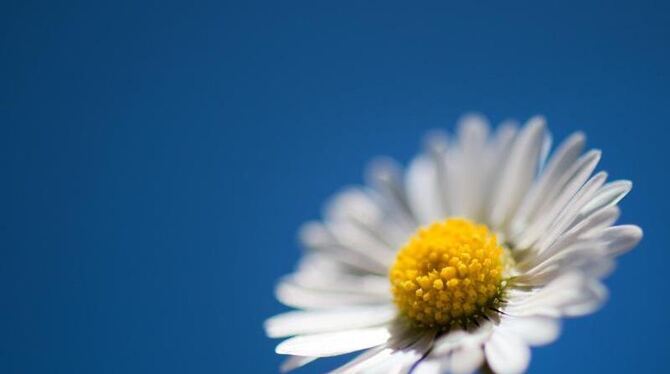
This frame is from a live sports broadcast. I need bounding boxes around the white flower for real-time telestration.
[265,115,642,373]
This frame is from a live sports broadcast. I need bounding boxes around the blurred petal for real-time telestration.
[449,344,484,374]
[275,326,392,357]
[412,358,443,374]
[600,225,643,257]
[265,305,396,338]
[450,114,490,219]
[506,272,607,317]
[485,330,531,374]
[497,316,561,346]
[299,221,388,274]
[280,356,317,372]
[562,278,609,316]
[406,155,444,225]
[275,279,389,309]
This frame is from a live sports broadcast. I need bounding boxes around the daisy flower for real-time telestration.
[265,115,642,373]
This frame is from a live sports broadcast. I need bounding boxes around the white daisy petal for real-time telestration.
[324,187,384,228]
[425,132,457,216]
[331,346,392,374]
[431,323,493,356]
[564,205,620,240]
[510,131,586,237]
[265,305,396,338]
[489,121,519,160]
[406,155,444,225]
[506,272,606,317]
[562,278,608,316]
[275,326,392,357]
[539,131,553,177]
[280,356,317,373]
[412,358,443,374]
[521,225,639,286]
[332,326,420,373]
[497,316,561,346]
[291,254,390,295]
[521,206,620,271]
[485,329,531,374]
[527,255,612,286]
[366,331,436,374]
[324,187,411,252]
[449,344,485,374]
[451,114,490,219]
[533,171,608,255]
[489,116,547,230]
[580,257,617,279]
[331,346,394,374]
[327,220,395,268]
[599,225,643,257]
[479,122,518,219]
[431,330,470,356]
[275,279,389,309]
[366,158,417,229]
[299,221,388,274]
[514,149,601,249]
[458,113,490,149]
[577,180,632,219]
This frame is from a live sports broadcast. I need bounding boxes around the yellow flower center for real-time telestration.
[390,218,506,329]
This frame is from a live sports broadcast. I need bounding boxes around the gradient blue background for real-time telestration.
[1,1,668,373]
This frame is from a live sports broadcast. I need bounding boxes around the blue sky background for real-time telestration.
[1,1,669,373]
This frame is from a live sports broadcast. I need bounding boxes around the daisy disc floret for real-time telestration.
[391,218,506,328]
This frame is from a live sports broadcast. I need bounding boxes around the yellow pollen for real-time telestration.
[390,218,505,328]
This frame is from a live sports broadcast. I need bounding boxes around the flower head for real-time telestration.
[265,115,642,373]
